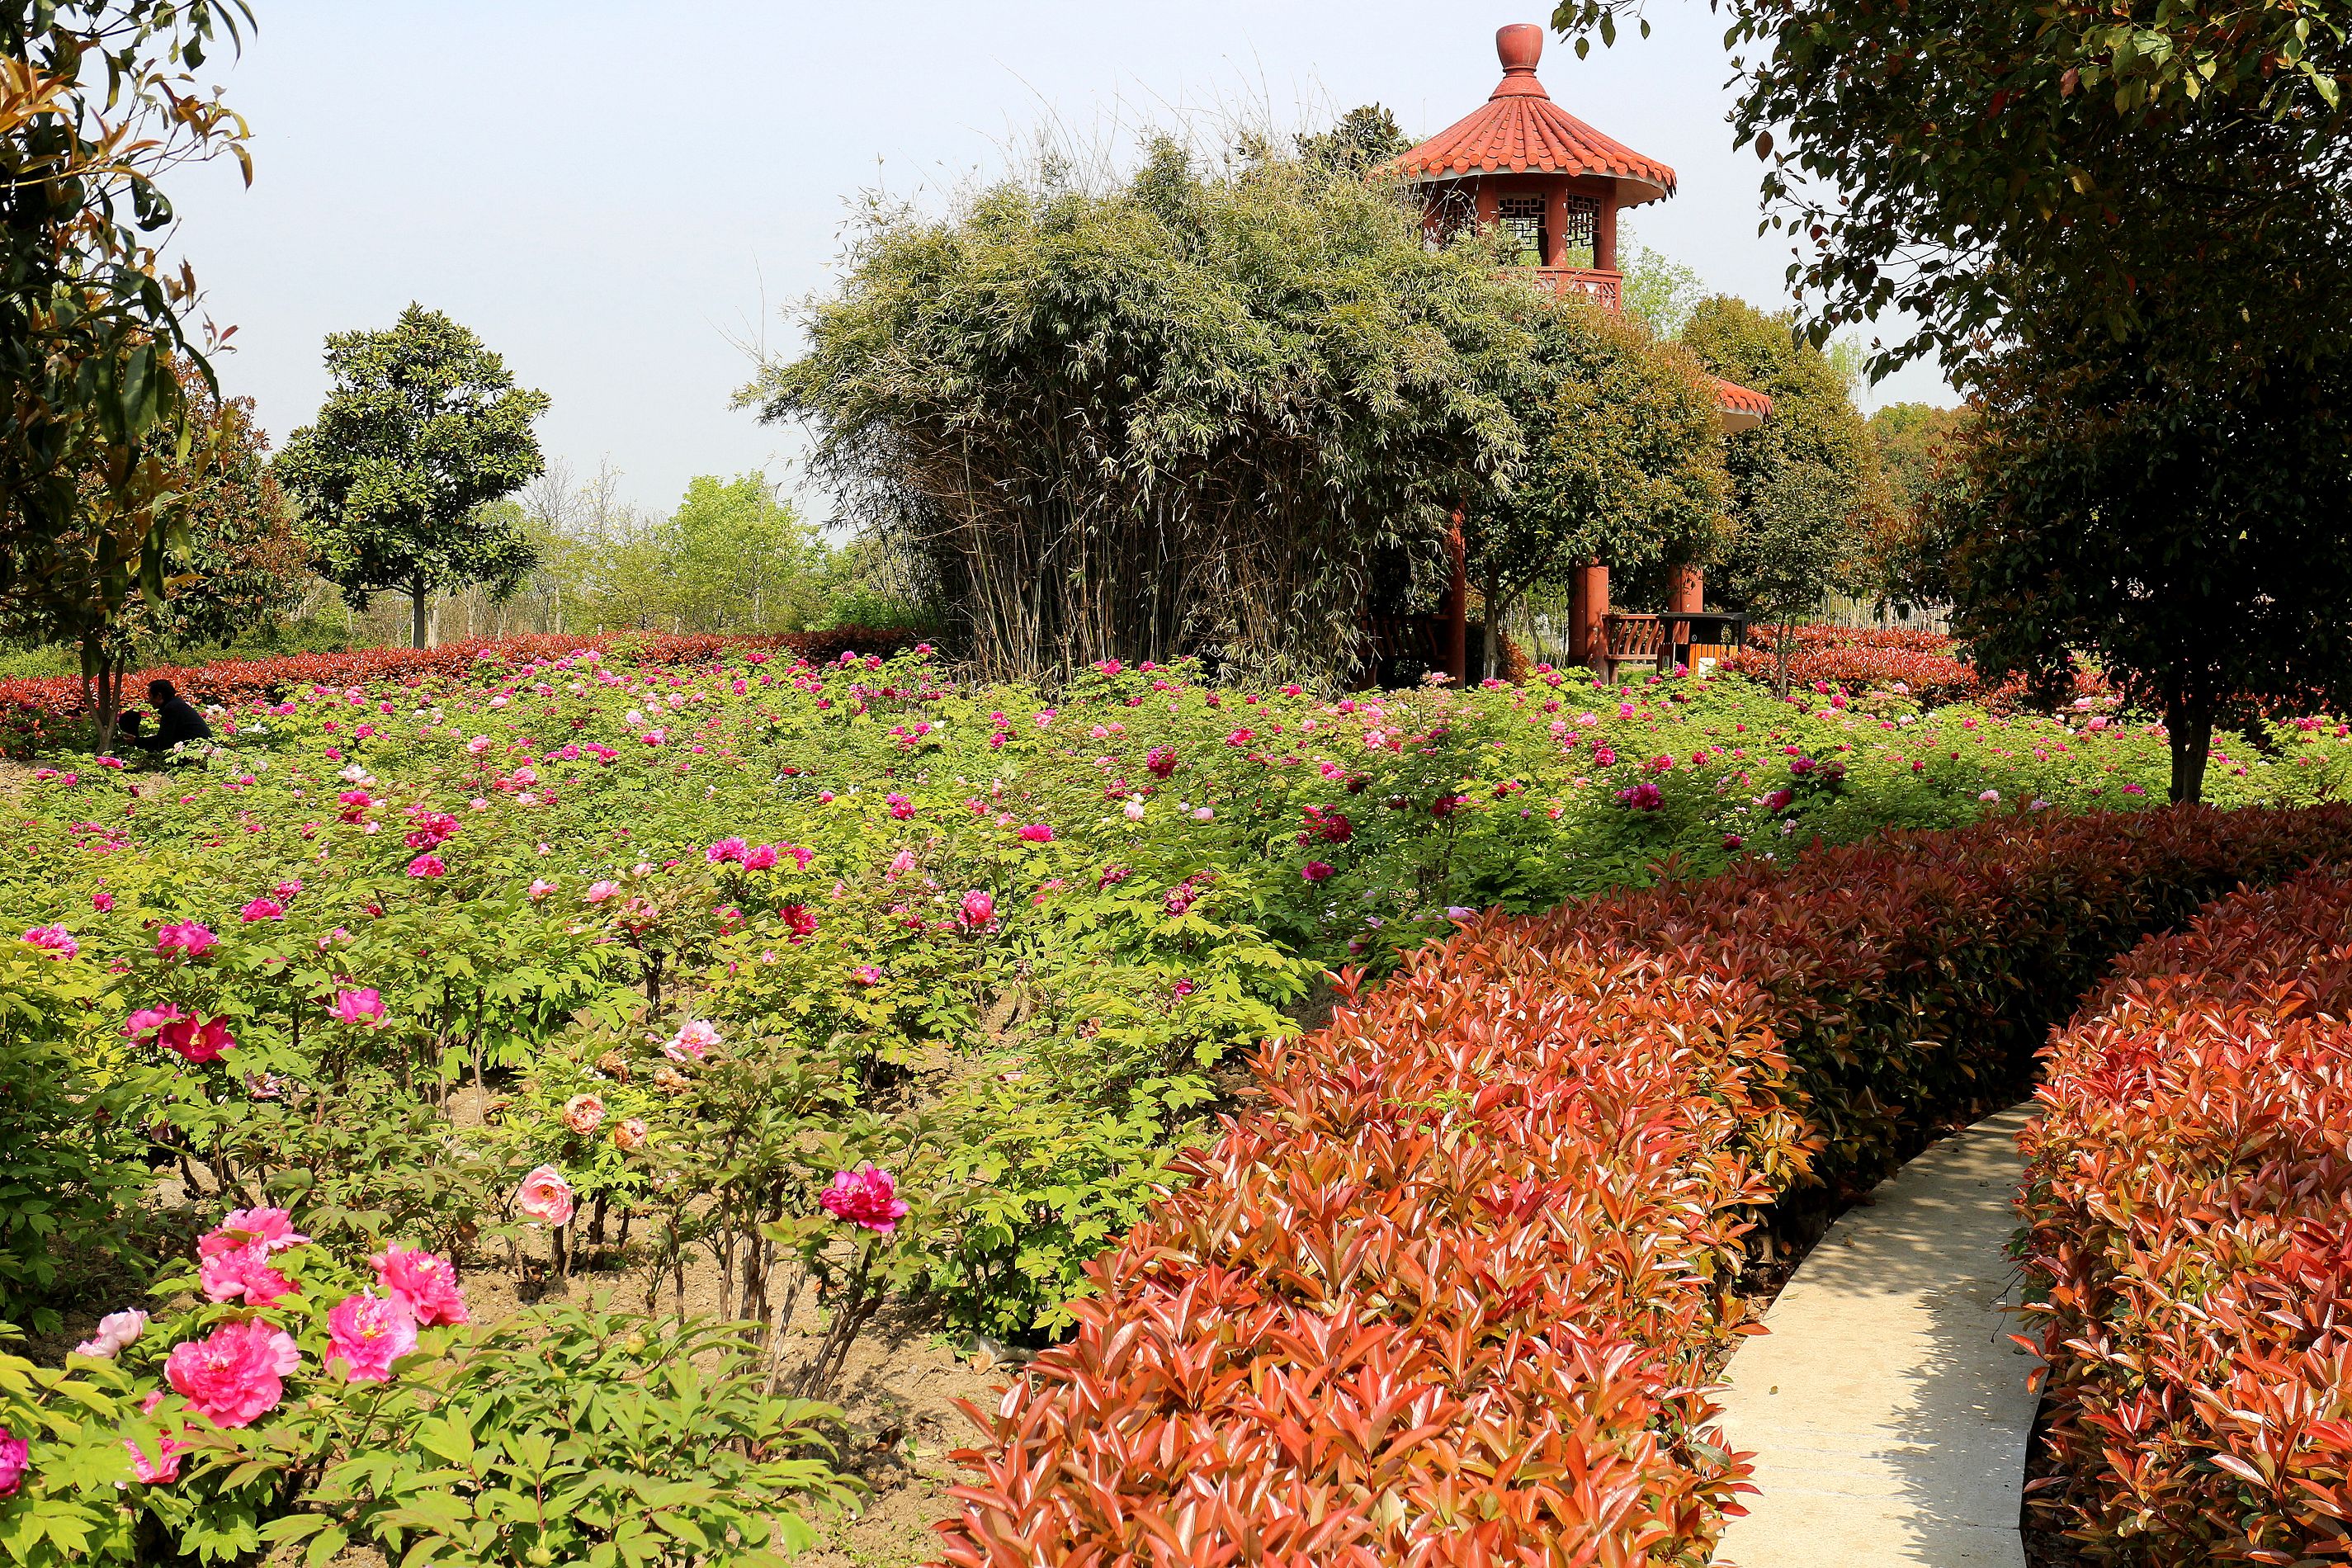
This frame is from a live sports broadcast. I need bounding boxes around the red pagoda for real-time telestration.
[1396,22,1769,675]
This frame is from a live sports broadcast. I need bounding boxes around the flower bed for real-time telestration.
[2021,871,2352,1564]
[940,805,2352,1566]
[0,626,922,752]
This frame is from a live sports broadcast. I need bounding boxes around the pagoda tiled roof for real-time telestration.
[1395,24,1675,197]
[1712,376,1773,419]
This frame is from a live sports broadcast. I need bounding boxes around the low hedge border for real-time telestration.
[0,627,924,753]
[937,805,2352,1566]
[2022,871,2352,1565]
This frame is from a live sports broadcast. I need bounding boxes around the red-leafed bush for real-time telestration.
[939,806,2352,1567]
[1724,624,2114,711]
[0,627,923,752]
[2022,872,2352,1565]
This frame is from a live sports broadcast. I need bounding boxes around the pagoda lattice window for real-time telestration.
[1499,196,1544,263]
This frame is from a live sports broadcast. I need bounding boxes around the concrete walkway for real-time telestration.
[1711,1104,2043,1568]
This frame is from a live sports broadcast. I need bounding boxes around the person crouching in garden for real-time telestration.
[121,679,215,754]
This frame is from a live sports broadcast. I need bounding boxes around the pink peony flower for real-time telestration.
[164,1318,300,1428]
[1301,860,1335,882]
[371,1245,469,1327]
[331,988,385,1026]
[958,890,995,928]
[0,1427,24,1499]
[239,897,285,923]
[20,923,77,959]
[1016,824,1053,843]
[73,1307,149,1359]
[125,1391,191,1483]
[92,890,115,913]
[156,921,217,958]
[205,1207,308,1255]
[327,1290,418,1383]
[612,1117,649,1152]
[583,880,620,904]
[819,1164,910,1235]
[664,1018,721,1061]
[514,1164,574,1227]
[562,1093,605,1135]
[852,963,882,985]
[742,843,778,871]
[528,878,556,900]
[705,837,748,864]
[123,1005,184,1043]
[406,852,446,879]
[274,880,303,899]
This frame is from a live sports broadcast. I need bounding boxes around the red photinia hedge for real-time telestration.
[0,627,923,751]
[939,805,2352,1567]
[2022,871,2352,1564]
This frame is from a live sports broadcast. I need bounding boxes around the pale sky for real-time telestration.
[163,1,1955,524]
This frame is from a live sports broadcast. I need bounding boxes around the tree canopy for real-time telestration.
[279,305,550,649]
[0,0,253,609]
[1466,301,1727,667]
[742,132,1543,683]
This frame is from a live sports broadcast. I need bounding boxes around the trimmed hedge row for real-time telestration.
[937,806,2352,1567]
[2023,871,2352,1564]
[0,627,923,752]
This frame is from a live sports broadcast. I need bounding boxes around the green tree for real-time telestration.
[1678,296,1885,616]
[1726,460,1863,697]
[1296,103,1415,172]
[1618,231,1706,340]
[1943,324,2352,804]
[278,305,550,649]
[1862,402,1971,607]
[1466,302,1727,671]
[743,131,1535,683]
[0,1,253,695]
[657,475,827,633]
[0,361,302,749]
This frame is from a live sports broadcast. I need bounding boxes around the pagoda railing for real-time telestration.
[1603,612,1750,677]
[1534,267,1624,313]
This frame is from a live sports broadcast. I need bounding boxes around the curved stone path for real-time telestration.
[1711,1103,2043,1567]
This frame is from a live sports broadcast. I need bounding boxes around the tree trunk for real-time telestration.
[81,640,125,754]
[1480,570,1502,686]
[410,583,432,650]
[1444,512,1468,685]
[2165,687,2213,805]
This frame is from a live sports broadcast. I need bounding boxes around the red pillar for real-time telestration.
[1576,560,1609,673]
[1445,512,1468,685]
[1669,564,1704,614]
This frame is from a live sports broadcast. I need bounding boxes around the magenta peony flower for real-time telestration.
[158,1015,234,1064]
[331,988,385,1026]
[562,1093,604,1135]
[1145,747,1178,779]
[20,923,77,959]
[1301,861,1335,882]
[0,1428,25,1499]
[73,1307,149,1359]
[958,890,995,928]
[274,880,303,899]
[778,904,817,939]
[92,890,115,913]
[1016,824,1053,843]
[406,852,446,879]
[1614,782,1663,811]
[514,1164,575,1227]
[156,921,217,959]
[371,1245,469,1327]
[886,793,914,820]
[741,843,778,870]
[327,1290,418,1384]
[164,1318,300,1428]
[819,1164,910,1235]
[239,898,285,923]
[705,837,748,864]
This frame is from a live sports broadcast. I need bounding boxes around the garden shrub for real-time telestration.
[2021,871,2352,1565]
[938,805,2352,1566]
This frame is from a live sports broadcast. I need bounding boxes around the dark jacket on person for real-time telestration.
[131,696,214,753]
